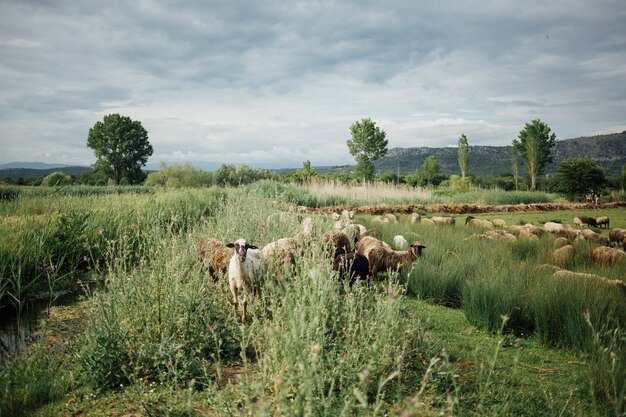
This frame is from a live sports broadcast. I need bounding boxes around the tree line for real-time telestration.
[7,113,625,200]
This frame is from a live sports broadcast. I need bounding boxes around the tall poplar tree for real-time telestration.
[512,119,556,191]
[458,133,469,184]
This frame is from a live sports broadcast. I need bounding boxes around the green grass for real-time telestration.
[1,187,624,416]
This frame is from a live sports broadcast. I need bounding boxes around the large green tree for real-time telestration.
[347,118,388,182]
[458,133,469,183]
[87,114,153,185]
[555,157,606,199]
[416,155,441,186]
[512,119,556,191]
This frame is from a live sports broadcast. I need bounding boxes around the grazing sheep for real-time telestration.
[543,222,565,234]
[323,229,352,257]
[579,216,597,228]
[262,237,298,270]
[595,216,609,229]
[410,213,421,224]
[421,218,436,226]
[366,241,426,277]
[591,246,626,266]
[331,212,341,221]
[393,235,409,250]
[383,213,399,224]
[534,264,563,274]
[341,209,355,222]
[553,270,626,295]
[554,226,580,241]
[355,236,391,260]
[508,225,523,233]
[573,217,583,229]
[492,219,507,228]
[354,223,367,236]
[431,216,455,225]
[342,224,362,248]
[333,252,370,285]
[553,237,569,248]
[577,229,610,246]
[466,217,494,229]
[609,228,626,247]
[518,224,544,238]
[226,239,264,323]
[371,215,387,225]
[552,245,575,267]
[464,230,516,243]
[362,228,383,240]
[300,217,316,240]
[198,238,231,282]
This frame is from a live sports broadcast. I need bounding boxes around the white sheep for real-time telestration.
[595,216,609,229]
[410,213,421,224]
[543,222,565,234]
[431,216,455,225]
[392,235,408,250]
[492,219,507,228]
[573,217,583,228]
[262,237,297,270]
[226,238,264,324]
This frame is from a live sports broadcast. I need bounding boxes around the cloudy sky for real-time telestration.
[1,1,625,169]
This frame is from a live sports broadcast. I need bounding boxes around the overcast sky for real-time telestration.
[1,0,625,169]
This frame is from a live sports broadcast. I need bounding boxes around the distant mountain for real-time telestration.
[0,166,91,180]
[373,131,626,178]
[0,161,81,170]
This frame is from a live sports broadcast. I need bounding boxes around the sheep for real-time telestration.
[323,229,352,257]
[466,217,494,229]
[431,216,455,226]
[609,228,626,247]
[331,212,341,221]
[342,224,362,248]
[262,237,298,270]
[300,217,316,240]
[226,239,264,323]
[595,216,609,229]
[371,215,388,225]
[393,235,408,250]
[332,252,370,285]
[552,245,575,268]
[492,219,507,228]
[421,218,436,226]
[410,213,421,224]
[543,222,565,234]
[573,217,583,229]
[577,229,610,246]
[591,246,626,266]
[553,270,626,295]
[362,228,383,240]
[383,213,399,224]
[518,224,544,239]
[356,236,391,260]
[553,237,569,248]
[341,209,355,222]
[198,238,231,282]
[464,230,516,243]
[366,241,426,278]
[579,216,597,227]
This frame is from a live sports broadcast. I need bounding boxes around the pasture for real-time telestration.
[0,185,624,416]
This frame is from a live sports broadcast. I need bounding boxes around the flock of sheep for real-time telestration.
[199,210,626,323]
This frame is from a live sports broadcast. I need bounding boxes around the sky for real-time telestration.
[1,0,625,170]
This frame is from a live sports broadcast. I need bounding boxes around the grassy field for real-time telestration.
[0,184,624,416]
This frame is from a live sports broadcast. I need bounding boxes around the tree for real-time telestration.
[347,118,388,182]
[415,155,441,186]
[555,157,606,199]
[291,160,318,184]
[511,146,520,191]
[621,165,626,190]
[145,162,212,188]
[42,171,73,186]
[512,119,556,191]
[458,133,469,183]
[87,114,154,185]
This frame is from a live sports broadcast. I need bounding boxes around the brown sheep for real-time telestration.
[591,246,626,266]
[323,229,352,257]
[431,216,455,225]
[366,241,426,278]
[609,228,626,246]
[198,238,231,282]
[492,219,507,228]
[410,213,421,224]
[467,218,494,229]
[355,236,391,260]
[518,224,544,239]
[553,237,569,248]
[553,270,626,295]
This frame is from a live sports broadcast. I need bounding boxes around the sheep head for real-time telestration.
[409,241,426,257]
[226,239,258,262]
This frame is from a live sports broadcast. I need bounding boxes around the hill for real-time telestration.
[0,166,91,180]
[373,131,626,177]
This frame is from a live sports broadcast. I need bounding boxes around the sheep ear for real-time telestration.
[225,243,235,248]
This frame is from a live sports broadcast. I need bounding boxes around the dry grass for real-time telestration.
[305,179,433,204]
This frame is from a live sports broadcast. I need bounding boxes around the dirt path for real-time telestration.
[305,201,626,215]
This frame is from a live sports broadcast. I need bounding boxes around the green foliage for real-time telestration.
[458,133,469,181]
[414,155,445,186]
[620,165,626,190]
[41,171,74,186]
[145,162,212,188]
[245,180,322,207]
[554,157,606,199]
[513,119,557,190]
[213,164,280,187]
[291,160,319,184]
[87,113,154,185]
[347,118,388,182]
[0,345,73,417]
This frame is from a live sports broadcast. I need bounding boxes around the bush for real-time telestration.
[145,162,212,188]
[41,171,74,187]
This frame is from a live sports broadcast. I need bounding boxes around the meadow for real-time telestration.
[0,183,624,416]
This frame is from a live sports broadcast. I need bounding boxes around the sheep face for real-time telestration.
[409,241,426,256]
[226,239,258,263]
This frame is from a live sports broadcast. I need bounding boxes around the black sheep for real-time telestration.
[333,252,370,285]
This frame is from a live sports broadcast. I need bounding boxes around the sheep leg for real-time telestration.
[242,296,247,324]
